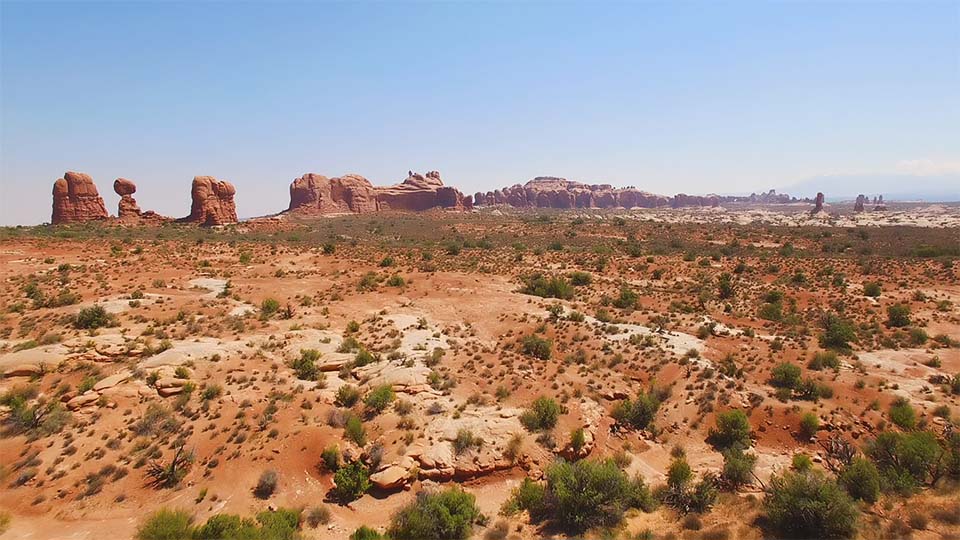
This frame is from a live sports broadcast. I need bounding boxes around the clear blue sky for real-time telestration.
[2,1,958,224]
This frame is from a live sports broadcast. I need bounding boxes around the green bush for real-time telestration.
[838,458,880,503]
[863,281,882,297]
[388,488,480,540]
[290,349,321,381]
[194,514,258,539]
[770,363,802,389]
[865,430,944,494]
[332,461,371,503]
[320,445,340,472]
[335,385,361,407]
[344,415,367,446]
[364,384,395,415]
[136,509,193,540]
[350,526,384,540]
[819,313,857,350]
[611,390,661,430]
[721,446,757,490]
[520,274,575,300]
[501,477,547,518]
[886,304,911,327]
[889,397,917,430]
[807,351,840,371]
[799,412,820,439]
[661,457,718,514]
[520,397,561,431]
[612,286,639,310]
[568,271,593,286]
[763,470,858,539]
[260,298,281,318]
[520,335,552,360]
[707,410,752,450]
[544,458,649,533]
[75,305,113,329]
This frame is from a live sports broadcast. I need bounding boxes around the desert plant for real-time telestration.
[136,509,194,540]
[254,470,278,499]
[838,458,880,503]
[388,488,481,540]
[520,397,561,431]
[332,461,370,503]
[707,410,751,450]
[763,470,858,539]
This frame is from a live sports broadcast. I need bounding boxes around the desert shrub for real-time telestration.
[290,349,321,381]
[306,505,331,527]
[887,304,911,327]
[661,457,718,514]
[838,458,880,503]
[136,509,193,540]
[75,305,113,329]
[568,271,593,286]
[386,275,405,287]
[388,488,480,540]
[254,470,278,499]
[520,274,574,300]
[721,446,757,490]
[763,470,858,539]
[807,351,839,371]
[453,429,483,454]
[819,313,857,350]
[888,397,917,430]
[131,402,180,437]
[501,477,547,517]
[332,461,370,503]
[543,458,650,533]
[364,384,395,415]
[194,514,258,539]
[612,286,639,310]
[611,389,661,430]
[520,335,551,360]
[707,410,751,450]
[260,298,280,318]
[799,412,820,439]
[320,445,340,472]
[770,363,802,389]
[344,415,367,446]
[865,430,945,494]
[520,397,561,431]
[255,508,301,540]
[863,281,882,297]
[335,385,361,407]
[350,526,384,540]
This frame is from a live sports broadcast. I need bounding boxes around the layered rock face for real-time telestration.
[286,170,469,215]
[376,171,470,211]
[51,172,109,224]
[181,176,238,226]
[472,177,719,209]
[288,173,379,214]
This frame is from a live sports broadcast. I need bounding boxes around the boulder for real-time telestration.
[181,176,238,226]
[155,377,189,397]
[3,364,43,378]
[370,465,411,490]
[67,391,100,410]
[93,372,130,392]
[52,171,109,224]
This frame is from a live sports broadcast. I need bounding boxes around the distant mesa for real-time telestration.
[286,170,470,215]
[52,171,109,224]
[179,176,238,226]
[471,178,797,209]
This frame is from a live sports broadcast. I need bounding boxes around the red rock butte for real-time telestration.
[51,171,109,224]
[286,170,470,215]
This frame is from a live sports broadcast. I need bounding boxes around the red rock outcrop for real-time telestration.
[286,170,470,215]
[180,176,238,226]
[471,177,722,209]
[288,173,379,214]
[51,171,109,224]
[376,171,470,211]
[854,195,866,212]
[113,178,142,219]
[811,192,825,214]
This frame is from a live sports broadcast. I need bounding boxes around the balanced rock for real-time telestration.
[181,176,238,226]
[114,178,142,219]
[52,171,109,224]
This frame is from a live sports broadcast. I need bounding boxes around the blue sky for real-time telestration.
[2,1,958,224]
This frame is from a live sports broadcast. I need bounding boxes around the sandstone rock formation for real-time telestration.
[286,170,470,215]
[811,192,825,215]
[51,171,109,224]
[180,176,238,226]
[376,171,470,211]
[854,194,866,212]
[114,178,142,219]
[288,173,378,214]
[471,177,724,209]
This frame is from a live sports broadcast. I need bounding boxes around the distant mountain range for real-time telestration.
[780,174,960,202]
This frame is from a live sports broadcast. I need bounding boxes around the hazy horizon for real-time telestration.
[2,1,958,225]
